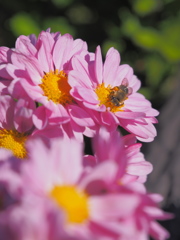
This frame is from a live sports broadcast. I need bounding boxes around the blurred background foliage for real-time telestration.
[0,0,180,110]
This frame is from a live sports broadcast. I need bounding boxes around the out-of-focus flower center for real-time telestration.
[95,83,128,112]
[39,70,73,105]
[50,185,89,224]
[0,129,27,159]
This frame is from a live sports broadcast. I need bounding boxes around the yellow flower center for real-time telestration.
[39,70,73,105]
[0,129,27,159]
[50,185,89,224]
[95,83,126,112]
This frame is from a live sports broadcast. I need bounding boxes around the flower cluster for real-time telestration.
[0,29,172,240]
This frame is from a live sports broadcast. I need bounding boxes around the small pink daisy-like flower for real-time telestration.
[0,30,95,140]
[69,46,159,142]
[0,136,168,240]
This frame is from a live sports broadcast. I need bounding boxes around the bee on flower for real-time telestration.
[69,46,159,142]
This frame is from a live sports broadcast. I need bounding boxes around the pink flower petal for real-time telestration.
[14,99,35,132]
[69,66,92,88]
[101,111,118,129]
[94,46,103,84]
[47,102,70,124]
[103,47,120,85]
[127,161,153,176]
[83,155,97,167]
[37,44,52,73]
[83,101,106,111]
[149,221,170,240]
[38,31,55,53]
[93,127,123,161]
[1,63,20,80]
[90,194,140,220]
[68,104,95,127]
[33,125,64,138]
[51,138,84,185]
[53,33,73,70]
[123,134,137,146]
[0,46,10,63]
[80,161,118,190]
[130,75,141,92]
[0,95,15,129]
[125,93,152,112]
[74,87,98,103]
[114,64,133,86]
[15,35,37,56]
[11,53,43,82]
[71,38,87,57]
[115,111,146,119]
[120,118,157,142]
[33,106,49,129]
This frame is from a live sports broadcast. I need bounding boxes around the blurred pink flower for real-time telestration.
[0,136,170,240]
[0,30,95,140]
[69,46,159,142]
[84,128,153,186]
[0,152,62,240]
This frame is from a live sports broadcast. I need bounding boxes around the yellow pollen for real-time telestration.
[0,129,27,159]
[39,70,73,105]
[50,185,89,224]
[95,83,125,112]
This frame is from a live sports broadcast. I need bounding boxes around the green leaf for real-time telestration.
[145,55,169,88]
[132,0,161,16]
[9,12,40,37]
[134,28,161,49]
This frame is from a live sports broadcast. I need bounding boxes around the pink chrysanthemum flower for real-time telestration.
[0,95,36,159]
[0,94,63,159]
[84,128,153,187]
[0,30,95,141]
[0,136,170,240]
[69,46,159,142]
